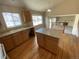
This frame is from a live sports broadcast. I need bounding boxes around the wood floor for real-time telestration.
[8,35,79,59]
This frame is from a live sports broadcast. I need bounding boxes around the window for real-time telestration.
[32,15,42,26]
[2,12,22,28]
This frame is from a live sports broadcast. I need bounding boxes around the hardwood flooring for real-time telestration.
[8,35,79,59]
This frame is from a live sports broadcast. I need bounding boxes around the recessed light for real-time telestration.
[47,9,51,12]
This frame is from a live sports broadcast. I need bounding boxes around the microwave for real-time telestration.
[0,44,7,59]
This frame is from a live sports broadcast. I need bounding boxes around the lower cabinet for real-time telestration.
[14,30,29,46]
[2,35,15,52]
[36,33,59,54]
[45,35,59,54]
[37,33,45,47]
[0,29,32,52]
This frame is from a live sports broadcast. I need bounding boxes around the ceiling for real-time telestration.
[0,0,65,11]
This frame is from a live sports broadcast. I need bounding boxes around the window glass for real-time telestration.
[12,13,22,26]
[32,15,42,26]
[2,12,22,28]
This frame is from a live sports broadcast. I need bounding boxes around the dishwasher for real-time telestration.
[0,44,9,59]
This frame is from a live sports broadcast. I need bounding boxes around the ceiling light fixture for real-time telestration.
[47,9,51,12]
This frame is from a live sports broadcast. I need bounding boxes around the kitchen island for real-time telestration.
[35,27,76,55]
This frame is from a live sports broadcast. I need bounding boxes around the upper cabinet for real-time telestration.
[21,8,32,23]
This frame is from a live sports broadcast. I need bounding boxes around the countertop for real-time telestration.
[35,27,76,39]
[0,22,34,38]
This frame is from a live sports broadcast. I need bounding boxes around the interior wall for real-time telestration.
[46,0,79,16]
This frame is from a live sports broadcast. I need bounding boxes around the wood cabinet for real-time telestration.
[21,9,32,23]
[1,35,15,52]
[0,28,33,53]
[14,30,29,46]
[45,35,59,54]
[37,33,45,47]
[36,33,59,54]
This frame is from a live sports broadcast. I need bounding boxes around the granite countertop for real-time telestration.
[35,27,76,39]
[36,28,62,39]
[0,22,34,38]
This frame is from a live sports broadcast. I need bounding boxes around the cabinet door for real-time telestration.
[21,30,29,41]
[21,9,32,23]
[37,33,45,47]
[2,35,15,52]
[14,30,29,46]
[26,10,32,22]
[45,35,59,54]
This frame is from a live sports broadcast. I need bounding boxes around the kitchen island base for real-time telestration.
[36,32,59,55]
